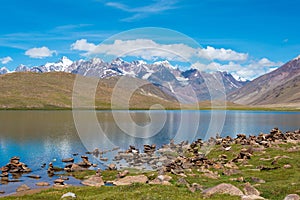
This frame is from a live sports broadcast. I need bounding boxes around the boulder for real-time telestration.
[36,182,50,186]
[70,164,88,172]
[250,177,266,183]
[188,183,203,193]
[241,195,265,200]
[62,158,74,163]
[118,170,129,178]
[107,163,117,170]
[28,174,41,179]
[16,184,31,192]
[54,178,65,185]
[113,175,148,186]
[243,182,260,196]
[81,175,104,187]
[177,177,188,185]
[203,183,244,197]
[157,175,172,182]
[149,178,171,185]
[284,194,300,200]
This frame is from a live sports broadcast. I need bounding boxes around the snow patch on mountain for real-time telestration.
[0,67,9,75]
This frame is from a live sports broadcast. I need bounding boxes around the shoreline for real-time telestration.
[1,128,299,199]
[0,107,299,111]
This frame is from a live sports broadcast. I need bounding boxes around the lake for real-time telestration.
[0,110,299,195]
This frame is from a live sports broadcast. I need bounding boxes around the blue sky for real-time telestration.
[1,0,300,80]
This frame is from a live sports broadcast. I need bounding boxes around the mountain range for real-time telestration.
[0,55,299,108]
[229,55,300,106]
[0,57,248,102]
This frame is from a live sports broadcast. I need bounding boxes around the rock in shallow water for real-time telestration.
[16,184,31,192]
[36,182,50,186]
[28,174,41,179]
[62,158,74,163]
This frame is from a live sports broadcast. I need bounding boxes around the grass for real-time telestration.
[2,142,299,200]
[0,72,180,110]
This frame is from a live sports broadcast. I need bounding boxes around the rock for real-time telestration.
[36,182,50,186]
[284,164,292,169]
[61,192,77,199]
[28,174,41,179]
[93,148,100,157]
[47,162,54,175]
[284,194,300,200]
[0,190,5,194]
[250,177,266,183]
[100,158,108,162]
[81,175,104,187]
[149,178,171,185]
[222,169,241,176]
[70,164,87,172]
[16,184,31,192]
[118,170,129,178]
[177,177,188,185]
[224,162,239,169]
[203,183,244,197]
[241,195,265,200]
[54,178,65,185]
[188,183,203,193]
[10,156,20,164]
[0,172,9,177]
[62,158,74,163]
[243,182,260,196]
[79,155,92,166]
[202,172,219,179]
[107,163,117,170]
[157,175,172,182]
[113,175,148,186]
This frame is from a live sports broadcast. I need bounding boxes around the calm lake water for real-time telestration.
[0,110,299,195]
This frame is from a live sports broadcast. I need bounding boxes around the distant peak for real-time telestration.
[115,57,123,61]
[59,56,73,64]
[153,60,176,69]
[90,57,104,63]
[154,60,170,65]
[0,66,8,70]
[293,55,300,61]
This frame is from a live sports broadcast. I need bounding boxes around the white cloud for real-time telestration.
[71,39,97,52]
[71,39,248,62]
[193,58,283,80]
[192,62,222,71]
[25,46,56,59]
[197,46,248,61]
[71,39,196,61]
[0,56,13,64]
[105,0,179,22]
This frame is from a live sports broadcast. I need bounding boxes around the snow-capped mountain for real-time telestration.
[27,56,74,73]
[0,67,9,75]
[1,56,248,101]
[229,55,300,105]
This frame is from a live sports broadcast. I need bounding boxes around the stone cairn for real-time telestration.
[0,157,31,182]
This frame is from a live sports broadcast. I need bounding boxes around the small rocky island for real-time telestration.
[1,128,299,200]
